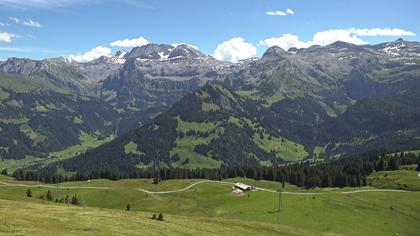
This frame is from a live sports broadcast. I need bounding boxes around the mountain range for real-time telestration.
[1,39,420,173]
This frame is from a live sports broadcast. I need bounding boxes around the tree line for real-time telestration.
[25,188,80,205]
[10,151,420,189]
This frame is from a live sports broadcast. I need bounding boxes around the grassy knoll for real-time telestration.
[171,117,222,168]
[0,72,68,94]
[175,116,219,133]
[0,132,113,172]
[49,132,114,160]
[368,169,420,191]
[0,199,299,236]
[201,102,220,112]
[1,175,420,235]
[253,133,309,161]
[170,135,222,169]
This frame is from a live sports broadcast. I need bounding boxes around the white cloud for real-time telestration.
[0,46,67,53]
[311,29,366,46]
[265,11,286,16]
[265,8,295,16]
[259,33,308,50]
[350,28,415,37]
[0,0,149,9]
[0,22,9,27]
[286,9,294,15]
[110,36,150,47]
[68,46,112,62]
[9,17,42,28]
[0,32,17,43]
[259,28,416,50]
[22,19,42,28]
[27,34,36,40]
[0,0,86,9]
[212,37,257,62]
[9,17,19,23]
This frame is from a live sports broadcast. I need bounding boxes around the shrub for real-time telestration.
[1,169,8,176]
[26,188,32,198]
[157,213,164,221]
[71,195,80,205]
[152,214,157,220]
[126,204,131,211]
[46,190,53,201]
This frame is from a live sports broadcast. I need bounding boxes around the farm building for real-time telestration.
[233,182,254,191]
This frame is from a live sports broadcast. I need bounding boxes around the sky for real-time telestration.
[0,0,419,62]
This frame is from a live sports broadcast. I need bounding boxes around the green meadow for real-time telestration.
[0,169,420,235]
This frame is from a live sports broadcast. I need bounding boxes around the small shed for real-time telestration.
[234,182,254,191]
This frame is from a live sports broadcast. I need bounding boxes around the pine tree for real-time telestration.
[389,157,400,170]
[26,188,32,198]
[157,213,164,221]
[71,195,80,205]
[1,169,8,176]
[126,204,131,211]
[152,175,160,184]
[46,190,53,201]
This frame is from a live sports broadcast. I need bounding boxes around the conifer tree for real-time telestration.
[71,195,80,205]
[26,188,32,198]
[157,213,164,221]
[46,190,53,201]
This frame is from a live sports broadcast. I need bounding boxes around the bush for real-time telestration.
[126,204,131,211]
[152,176,160,184]
[151,214,157,220]
[71,194,80,205]
[46,190,53,201]
[157,213,164,221]
[1,169,8,176]
[26,188,32,198]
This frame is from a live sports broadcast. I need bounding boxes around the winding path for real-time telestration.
[0,180,412,195]
[0,181,111,190]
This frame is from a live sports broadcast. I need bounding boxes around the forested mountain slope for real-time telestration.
[39,83,420,173]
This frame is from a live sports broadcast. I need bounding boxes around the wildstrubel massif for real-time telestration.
[1,39,420,172]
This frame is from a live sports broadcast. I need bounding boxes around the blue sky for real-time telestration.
[0,0,419,62]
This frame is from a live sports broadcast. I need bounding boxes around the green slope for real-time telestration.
[0,199,295,236]
[48,82,309,173]
[0,173,420,235]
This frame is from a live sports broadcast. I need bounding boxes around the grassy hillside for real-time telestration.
[0,132,114,173]
[0,199,300,236]
[1,174,420,235]
[368,170,420,191]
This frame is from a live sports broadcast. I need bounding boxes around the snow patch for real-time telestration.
[158,52,169,60]
[382,42,406,56]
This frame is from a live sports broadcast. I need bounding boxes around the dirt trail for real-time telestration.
[0,180,412,195]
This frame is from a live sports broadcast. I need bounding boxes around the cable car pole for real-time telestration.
[277,186,283,212]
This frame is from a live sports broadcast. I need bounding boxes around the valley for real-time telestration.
[2,39,420,171]
[0,5,420,234]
